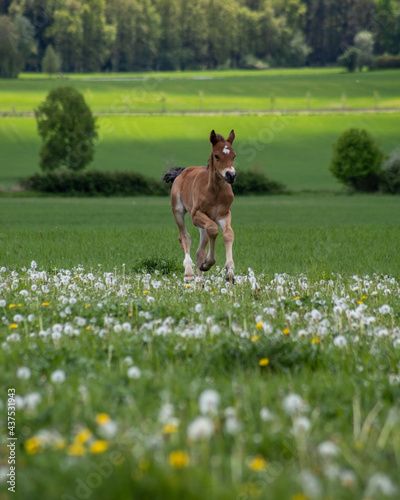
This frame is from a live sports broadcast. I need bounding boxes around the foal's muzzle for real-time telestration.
[224,171,237,184]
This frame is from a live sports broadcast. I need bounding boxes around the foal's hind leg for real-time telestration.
[173,207,194,281]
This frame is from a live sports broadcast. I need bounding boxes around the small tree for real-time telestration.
[42,44,62,76]
[337,47,360,72]
[380,148,400,194]
[354,31,374,70]
[329,128,384,192]
[35,86,98,172]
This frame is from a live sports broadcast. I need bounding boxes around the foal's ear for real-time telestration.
[210,129,219,146]
[227,129,235,144]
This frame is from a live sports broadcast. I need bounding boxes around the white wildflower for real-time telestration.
[199,389,220,415]
[127,366,142,379]
[50,369,66,384]
[187,416,214,440]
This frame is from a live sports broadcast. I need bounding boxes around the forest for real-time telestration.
[0,0,400,76]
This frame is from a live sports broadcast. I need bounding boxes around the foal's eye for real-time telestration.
[214,154,220,160]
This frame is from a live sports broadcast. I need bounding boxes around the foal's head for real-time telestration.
[209,129,236,184]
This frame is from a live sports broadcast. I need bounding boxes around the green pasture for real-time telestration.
[1,113,400,190]
[1,68,400,113]
[1,194,399,277]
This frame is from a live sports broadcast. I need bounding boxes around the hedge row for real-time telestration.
[22,169,287,196]
[373,54,400,70]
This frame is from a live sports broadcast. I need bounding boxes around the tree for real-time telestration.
[329,128,384,192]
[35,86,98,172]
[41,43,61,75]
[0,13,35,77]
[354,30,374,69]
[337,46,361,72]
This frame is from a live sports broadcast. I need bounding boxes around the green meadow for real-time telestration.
[1,195,399,277]
[0,68,400,113]
[1,113,400,189]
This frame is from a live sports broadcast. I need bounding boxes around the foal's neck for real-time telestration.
[207,155,226,192]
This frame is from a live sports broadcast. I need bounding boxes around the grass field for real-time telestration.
[1,68,400,113]
[1,113,400,189]
[1,195,400,276]
[1,195,400,500]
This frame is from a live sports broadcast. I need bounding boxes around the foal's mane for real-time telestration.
[207,133,226,168]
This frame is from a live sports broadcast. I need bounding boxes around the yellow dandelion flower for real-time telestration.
[52,438,66,450]
[90,440,109,454]
[256,322,263,329]
[42,302,50,306]
[292,494,309,500]
[138,458,150,471]
[75,275,80,279]
[86,326,91,330]
[67,443,86,456]
[249,454,268,471]
[283,328,290,335]
[185,284,190,288]
[250,335,259,342]
[362,295,367,299]
[85,304,91,309]
[169,450,189,468]
[25,436,42,455]
[143,290,150,294]
[9,304,16,309]
[74,428,92,444]
[358,301,363,304]
[96,413,111,425]
[311,338,319,344]
[163,423,178,434]
[128,313,132,317]
[18,304,22,307]
[259,358,270,367]
[9,323,18,329]
[295,296,300,300]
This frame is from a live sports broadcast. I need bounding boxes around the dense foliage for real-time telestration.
[22,168,286,196]
[1,0,400,74]
[329,128,384,192]
[380,148,400,193]
[35,86,98,172]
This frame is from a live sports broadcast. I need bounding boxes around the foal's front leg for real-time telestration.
[217,215,235,283]
[192,210,218,272]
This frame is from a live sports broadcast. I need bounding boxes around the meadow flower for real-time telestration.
[365,473,397,497]
[187,416,214,440]
[158,403,174,424]
[292,416,311,435]
[260,407,274,422]
[90,440,108,454]
[248,455,268,471]
[198,389,220,415]
[379,304,391,314]
[225,416,241,435]
[282,394,307,415]
[24,392,42,410]
[124,356,134,366]
[333,335,347,348]
[259,358,270,366]
[127,366,142,379]
[16,366,31,379]
[122,322,132,333]
[169,450,189,468]
[194,303,202,313]
[299,470,322,498]
[389,374,400,386]
[0,299,6,307]
[50,369,66,384]
[317,440,339,458]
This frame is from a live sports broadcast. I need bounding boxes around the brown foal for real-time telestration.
[162,130,237,282]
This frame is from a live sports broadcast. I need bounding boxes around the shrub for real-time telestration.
[42,44,62,75]
[233,170,286,195]
[22,169,170,196]
[337,47,360,72]
[379,149,400,194]
[35,86,98,172]
[373,54,400,69]
[329,129,384,192]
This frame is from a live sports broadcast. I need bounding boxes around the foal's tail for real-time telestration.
[162,167,186,183]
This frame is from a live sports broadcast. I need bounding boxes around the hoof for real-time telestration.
[199,262,208,272]
[226,274,235,285]
[185,273,194,282]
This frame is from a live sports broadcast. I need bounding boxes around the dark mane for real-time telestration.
[162,167,186,183]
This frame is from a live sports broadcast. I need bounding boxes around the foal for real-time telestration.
[162,130,236,282]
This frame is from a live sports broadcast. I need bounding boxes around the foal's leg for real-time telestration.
[217,215,235,283]
[196,228,209,278]
[172,206,194,281]
[192,210,218,272]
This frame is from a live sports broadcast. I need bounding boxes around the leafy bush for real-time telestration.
[22,169,169,196]
[373,54,400,69]
[379,149,400,194]
[337,47,361,72]
[329,129,384,192]
[233,170,286,195]
[35,86,97,172]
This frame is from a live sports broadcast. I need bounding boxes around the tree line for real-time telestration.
[0,0,400,76]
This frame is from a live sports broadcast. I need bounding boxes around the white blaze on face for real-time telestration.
[223,145,230,154]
